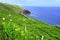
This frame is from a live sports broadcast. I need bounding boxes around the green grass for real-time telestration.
[0,2,60,40]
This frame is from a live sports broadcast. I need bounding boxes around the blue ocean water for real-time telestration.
[24,6,60,25]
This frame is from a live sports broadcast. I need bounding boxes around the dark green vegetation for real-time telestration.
[0,2,60,40]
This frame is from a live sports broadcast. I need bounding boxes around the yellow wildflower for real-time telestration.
[15,27,19,31]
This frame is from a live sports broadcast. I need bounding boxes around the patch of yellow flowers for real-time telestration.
[15,26,20,31]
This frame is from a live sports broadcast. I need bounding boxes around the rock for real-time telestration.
[19,9,31,16]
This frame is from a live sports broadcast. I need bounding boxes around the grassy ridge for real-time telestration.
[0,3,60,40]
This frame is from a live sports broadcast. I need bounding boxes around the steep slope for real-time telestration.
[0,2,22,13]
[0,3,60,40]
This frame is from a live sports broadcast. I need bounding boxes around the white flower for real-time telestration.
[41,35,44,40]
[9,14,11,16]
[2,17,5,21]
[10,19,12,21]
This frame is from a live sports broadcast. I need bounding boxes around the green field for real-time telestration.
[0,2,60,40]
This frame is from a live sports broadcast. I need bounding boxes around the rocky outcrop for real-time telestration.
[19,9,31,16]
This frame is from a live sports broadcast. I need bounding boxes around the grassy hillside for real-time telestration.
[0,2,60,40]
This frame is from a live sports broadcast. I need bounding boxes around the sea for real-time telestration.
[24,6,60,25]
